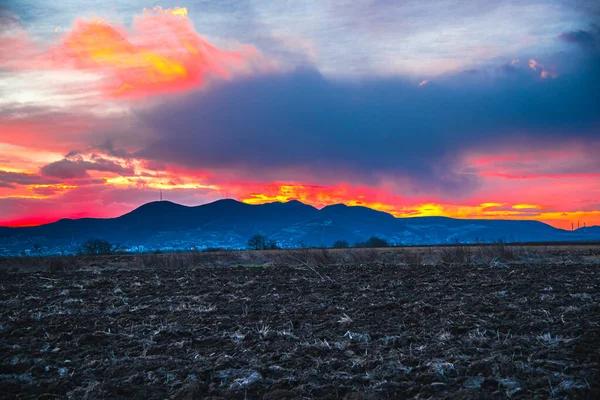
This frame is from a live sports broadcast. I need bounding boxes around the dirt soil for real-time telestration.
[1,262,599,399]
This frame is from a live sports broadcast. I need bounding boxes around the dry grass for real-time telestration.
[438,243,473,264]
[1,244,599,272]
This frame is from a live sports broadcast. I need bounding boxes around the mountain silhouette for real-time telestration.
[0,199,598,253]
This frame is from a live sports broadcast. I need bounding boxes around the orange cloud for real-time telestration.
[512,203,540,210]
[230,182,600,229]
[53,8,261,97]
[528,58,558,79]
[529,58,538,70]
[147,6,189,18]
[540,70,558,79]
[2,173,600,229]
[1,7,264,98]
[235,182,402,213]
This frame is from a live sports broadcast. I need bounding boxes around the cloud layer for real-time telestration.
[135,53,600,196]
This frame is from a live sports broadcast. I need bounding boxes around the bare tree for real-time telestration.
[79,239,116,255]
[247,234,278,250]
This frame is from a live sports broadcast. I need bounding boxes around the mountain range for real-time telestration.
[1,199,598,255]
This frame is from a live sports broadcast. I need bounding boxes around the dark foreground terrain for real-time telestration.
[1,257,599,398]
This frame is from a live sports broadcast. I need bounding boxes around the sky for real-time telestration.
[0,0,599,229]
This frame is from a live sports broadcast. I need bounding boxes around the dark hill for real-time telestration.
[575,226,600,235]
[1,200,598,253]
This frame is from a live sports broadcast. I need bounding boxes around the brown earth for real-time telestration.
[1,260,599,399]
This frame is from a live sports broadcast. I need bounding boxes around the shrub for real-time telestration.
[358,236,388,248]
[332,240,349,249]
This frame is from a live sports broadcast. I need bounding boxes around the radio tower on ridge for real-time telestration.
[157,168,163,202]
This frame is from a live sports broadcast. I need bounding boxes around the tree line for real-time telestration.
[332,236,389,248]
[248,234,390,250]
[75,235,391,255]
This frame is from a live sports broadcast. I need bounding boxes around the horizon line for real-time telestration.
[1,197,596,230]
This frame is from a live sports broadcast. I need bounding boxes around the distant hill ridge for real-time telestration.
[1,199,599,252]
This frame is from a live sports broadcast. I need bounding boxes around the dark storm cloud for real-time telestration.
[93,140,135,160]
[134,54,600,195]
[0,170,57,186]
[558,29,595,44]
[557,27,599,49]
[64,150,83,158]
[40,158,134,179]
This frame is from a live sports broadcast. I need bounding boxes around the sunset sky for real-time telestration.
[0,0,599,229]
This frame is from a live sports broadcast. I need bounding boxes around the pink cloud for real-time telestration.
[1,7,268,99]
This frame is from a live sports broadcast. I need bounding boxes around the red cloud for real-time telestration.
[2,169,600,230]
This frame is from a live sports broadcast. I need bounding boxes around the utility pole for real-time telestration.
[160,189,163,202]
[321,220,332,248]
